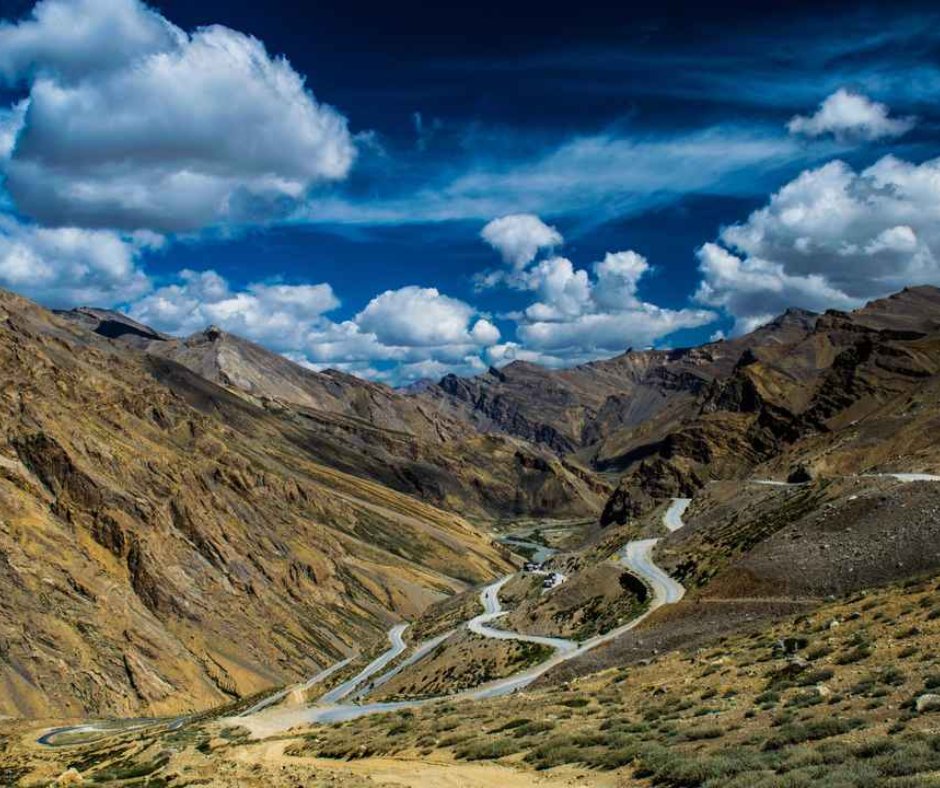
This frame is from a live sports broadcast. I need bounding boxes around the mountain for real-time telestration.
[55,311,610,521]
[7,286,940,787]
[0,288,517,719]
[401,288,940,524]
[412,308,818,459]
[603,286,940,523]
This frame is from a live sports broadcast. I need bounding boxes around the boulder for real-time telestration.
[54,769,84,786]
[916,694,940,713]
[773,636,809,656]
[787,465,814,484]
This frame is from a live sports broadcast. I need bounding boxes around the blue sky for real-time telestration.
[1,0,940,383]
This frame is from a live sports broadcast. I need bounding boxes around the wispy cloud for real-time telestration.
[295,125,809,230]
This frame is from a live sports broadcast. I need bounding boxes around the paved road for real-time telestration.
[42,500,695,743]
[238,657,355,717]
[467,576,577,653]
[663,498,692,532]
[235,498,693,734]
[755,473,940,486]
[319,625,408,704]
[869,473,940,482]
[351,631,454,701]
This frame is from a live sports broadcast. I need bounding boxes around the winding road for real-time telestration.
[230,497,693,735]
[36,469,940,747]
[238,657,355,717]
[38,495,697,743]
[318,625,408,704]
[466,575,577,653]
[663,497,692,532]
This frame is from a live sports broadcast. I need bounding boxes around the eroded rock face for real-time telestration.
[0,287,515,719]
[600,286,940,523]
[418,309,819,458]
[58,308,605,521]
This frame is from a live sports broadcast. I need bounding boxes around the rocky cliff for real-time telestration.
[0,289,514,719]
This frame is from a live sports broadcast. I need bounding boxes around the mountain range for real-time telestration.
[2,285,940,723]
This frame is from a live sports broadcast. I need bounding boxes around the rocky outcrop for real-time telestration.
[57,309,604,520]
[600,287,940,523]
[0,287,515,719]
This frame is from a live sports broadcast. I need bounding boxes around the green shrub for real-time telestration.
[762,718,864,750]
[806,645,834,661]
[798,669,834,686]
[512,719,555,738]
[683,725,725,741]
[455,738,521,761]
[491,718,530,733]
[786,691,824,708]
[561,697,590,708]
[835,646,873,665]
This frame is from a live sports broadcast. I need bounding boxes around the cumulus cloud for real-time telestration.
[128,270,340,348]
[293,287,500,382]
[592,250,649,310]
[523,257,592,321]
[476,220,716,362]
[695,155,940,334]
[517,306,715,355]
[787,88,915,141]
[0,0,355,232]
[0,0,182,83]
[355,286,481,348]
[470,318,500,345]
[126,274,499,384]
[0,214,154,307]
[480,214,563,271]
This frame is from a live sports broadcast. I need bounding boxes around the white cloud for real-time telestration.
[787,88,915,141]
[355,286,478,348]
[296,286,502,381]
[478,225,716,362]
[0,0,355,232]
[126,275,500,385]
[128,270,339,349]
[517,305,715,355]
[592,250,649,310]
[470,318,500,345]
[0,214,153,307]
[480,214,563,271]
[524,257,592,320]
[0,99,28,159]
[0,0,182,83]
[694,242,852,335]
[695,155,940,333]
[486,342,571,368]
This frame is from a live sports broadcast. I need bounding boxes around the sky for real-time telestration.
[1,0,940,384]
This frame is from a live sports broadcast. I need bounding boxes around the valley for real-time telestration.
[4,286,940,786]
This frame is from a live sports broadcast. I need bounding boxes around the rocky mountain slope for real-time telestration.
[56,309,609,521]
[413,308,818,458]
[602,286,940,523]
[0,288,517,719]
[398,286,940,524]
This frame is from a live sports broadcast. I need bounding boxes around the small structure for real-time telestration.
[542,572,565,590]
